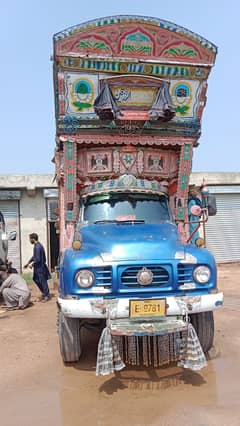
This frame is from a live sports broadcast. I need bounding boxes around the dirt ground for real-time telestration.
[0,264,240,426]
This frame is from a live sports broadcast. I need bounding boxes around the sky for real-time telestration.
[1,0,239,174]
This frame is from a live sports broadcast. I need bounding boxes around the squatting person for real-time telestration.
[0,265,31,310]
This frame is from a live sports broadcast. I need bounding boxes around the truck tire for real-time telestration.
[190,311,214,353]
[58,310,82,362]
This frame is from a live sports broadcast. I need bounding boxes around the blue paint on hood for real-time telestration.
[77,222,184,261]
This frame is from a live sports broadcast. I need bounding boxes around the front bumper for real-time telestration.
[58,292,223,319]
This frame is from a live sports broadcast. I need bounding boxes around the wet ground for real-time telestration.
[0,264,240,426]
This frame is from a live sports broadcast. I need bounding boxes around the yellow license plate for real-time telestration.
[130,299,166,318]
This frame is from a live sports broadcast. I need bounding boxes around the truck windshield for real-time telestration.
[82,192,171,224]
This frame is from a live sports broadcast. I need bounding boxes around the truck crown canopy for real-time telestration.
[53,15,217,66]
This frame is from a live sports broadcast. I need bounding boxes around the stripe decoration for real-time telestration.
[58,72,65,115]
[176,142,193,221]
[81,174,169,197]
[64,140,77,221]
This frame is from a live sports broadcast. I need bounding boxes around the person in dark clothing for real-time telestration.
[24,233,51,302]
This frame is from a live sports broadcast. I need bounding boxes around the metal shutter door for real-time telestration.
[0,201,21,272]
[206,193,240,263]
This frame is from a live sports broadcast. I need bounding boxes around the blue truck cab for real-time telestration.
[57,176,223,362]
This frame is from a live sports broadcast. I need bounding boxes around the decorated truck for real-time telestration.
[53,15,223,371]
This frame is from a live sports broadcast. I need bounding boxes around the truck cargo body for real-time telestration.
[53,15,223,363]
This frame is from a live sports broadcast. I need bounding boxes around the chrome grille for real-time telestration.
[94,266,112,286]
[121,265,170,287]
[177,264,194,285]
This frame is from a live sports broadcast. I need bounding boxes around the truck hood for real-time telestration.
[79,222,184,261]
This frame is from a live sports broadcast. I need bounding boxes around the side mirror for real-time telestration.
[8,231,17,241]
[208,194,217,216]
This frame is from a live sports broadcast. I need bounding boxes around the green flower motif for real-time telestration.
[165,48,197,57]
[174,105,189,116]
[73,102,92,111]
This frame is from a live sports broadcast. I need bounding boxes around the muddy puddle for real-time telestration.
[2,324,239,426]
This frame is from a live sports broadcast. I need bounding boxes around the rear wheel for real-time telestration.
[190,311,214,353]
[58,310,82,362]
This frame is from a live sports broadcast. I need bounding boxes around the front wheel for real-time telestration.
[58,310,82,362]
[190,311,214,353]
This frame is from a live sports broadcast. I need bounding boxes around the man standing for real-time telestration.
[24,233,51,302]
[0,265,31,310]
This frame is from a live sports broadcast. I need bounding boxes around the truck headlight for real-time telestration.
[193,265,211,284]
[75,270,95,288]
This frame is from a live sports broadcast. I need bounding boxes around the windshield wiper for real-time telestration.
[116,220,145,225]
[93,220,118,224]
[93,220,145,224]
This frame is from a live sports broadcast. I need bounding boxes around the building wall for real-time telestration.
[20,189,48,268]
[0,175,57,271]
